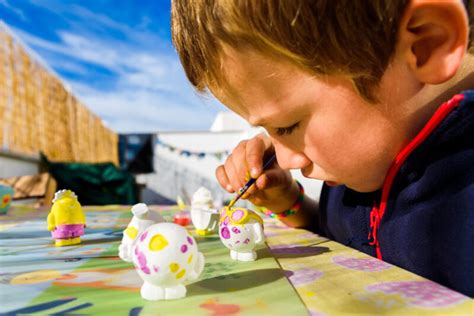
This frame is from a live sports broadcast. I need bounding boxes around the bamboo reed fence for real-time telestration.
[0,23,118,164]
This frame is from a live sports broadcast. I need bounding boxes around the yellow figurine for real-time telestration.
[47,190,86,246]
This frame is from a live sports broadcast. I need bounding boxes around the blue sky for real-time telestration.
[0,0,227,132]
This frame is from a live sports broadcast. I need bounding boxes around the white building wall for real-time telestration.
[139,127,323,205]
[139,131,245,205]
[0,153,39,178]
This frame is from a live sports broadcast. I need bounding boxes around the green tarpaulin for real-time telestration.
[42,154,137,205]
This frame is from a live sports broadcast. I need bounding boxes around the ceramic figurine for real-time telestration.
[127,222,205,300]
[0,185,13,215]
[173,211,191,226]
[218,207,265,261]
[190,187,219,236]
[47,190,86,246]
[176,195,187,210]
[119,203,164,262]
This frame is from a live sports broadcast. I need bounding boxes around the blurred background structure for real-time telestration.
[0,22,118,173]
[0,19,322,207]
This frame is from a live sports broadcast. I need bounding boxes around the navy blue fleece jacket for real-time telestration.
[318,90,474,297]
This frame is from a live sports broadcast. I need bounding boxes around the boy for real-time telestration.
[171,0,473,296]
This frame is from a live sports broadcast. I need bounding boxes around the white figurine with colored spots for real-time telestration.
[119,203,164,262]
[131,222,205,300]
[218,207,265,261]
[191,187,219,236]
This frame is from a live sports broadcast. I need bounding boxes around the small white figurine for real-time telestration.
[218,207,265,261]
[131,223,205,300]
[191,187,219,236]
[119,203,164,262]
[119,204,205,301]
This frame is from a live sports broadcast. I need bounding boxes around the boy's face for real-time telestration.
[215,47,419,192]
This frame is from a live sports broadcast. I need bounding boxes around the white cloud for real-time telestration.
[72,81,222,133]
[28,1,170,50]
[8,4,228,132]
[0,0,27,21]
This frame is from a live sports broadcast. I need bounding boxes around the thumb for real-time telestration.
[255,169,292,190]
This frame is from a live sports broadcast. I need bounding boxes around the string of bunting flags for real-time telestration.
[156,137,230,160]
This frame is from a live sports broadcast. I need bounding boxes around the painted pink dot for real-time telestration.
[223,216,230,225]
[136,249,150,274]
[232,209,244,221]
[153,265,159,272]
[181,244,188,253]
[287,268,323,286]
[187,236,194,245]
[366,281,467,307]
[332,256,391,272]
[221,227,231,239]
[139,231,148,242]
[232,227,241,234]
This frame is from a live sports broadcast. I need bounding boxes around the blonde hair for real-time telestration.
[172,0,473,102]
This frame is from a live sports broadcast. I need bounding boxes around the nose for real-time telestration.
[273,140,311,170]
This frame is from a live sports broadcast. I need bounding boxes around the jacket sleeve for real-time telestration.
[432,186,474,298]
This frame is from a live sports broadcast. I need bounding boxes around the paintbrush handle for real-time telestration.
[237,178,257,195]
[227,154,276,208]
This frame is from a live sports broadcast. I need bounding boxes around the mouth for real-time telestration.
[301,166,341,187]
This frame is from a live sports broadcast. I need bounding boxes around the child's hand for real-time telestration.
[216,133,299,212]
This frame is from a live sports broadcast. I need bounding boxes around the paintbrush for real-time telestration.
[226,154,277,209]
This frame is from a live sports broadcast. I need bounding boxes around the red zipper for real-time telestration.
[368,94,465,260]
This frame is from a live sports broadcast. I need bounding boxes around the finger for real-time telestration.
[245,137,267,178]
[215,164,234,193]
[242,181,259,199]
[231,141,249,188]
[240,171,254,200]
[255,169,292,190]
[240,180,258,200]
[224,155,244,192]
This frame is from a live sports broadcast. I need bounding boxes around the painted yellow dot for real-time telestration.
[255,299,267,309]
[124,226,138,239]
[176,269,186,279]
[169,263,180,273]
[149,234,169,251]
[187,254,193,264]
[11,270,61,285]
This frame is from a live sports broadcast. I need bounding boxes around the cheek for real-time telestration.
[302,104,400,188]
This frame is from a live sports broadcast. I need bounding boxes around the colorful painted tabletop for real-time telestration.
[0,205,472,315]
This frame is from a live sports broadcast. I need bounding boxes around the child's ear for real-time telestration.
[398,0,469,84]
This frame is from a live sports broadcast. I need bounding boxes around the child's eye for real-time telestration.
[275,122,300,136]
